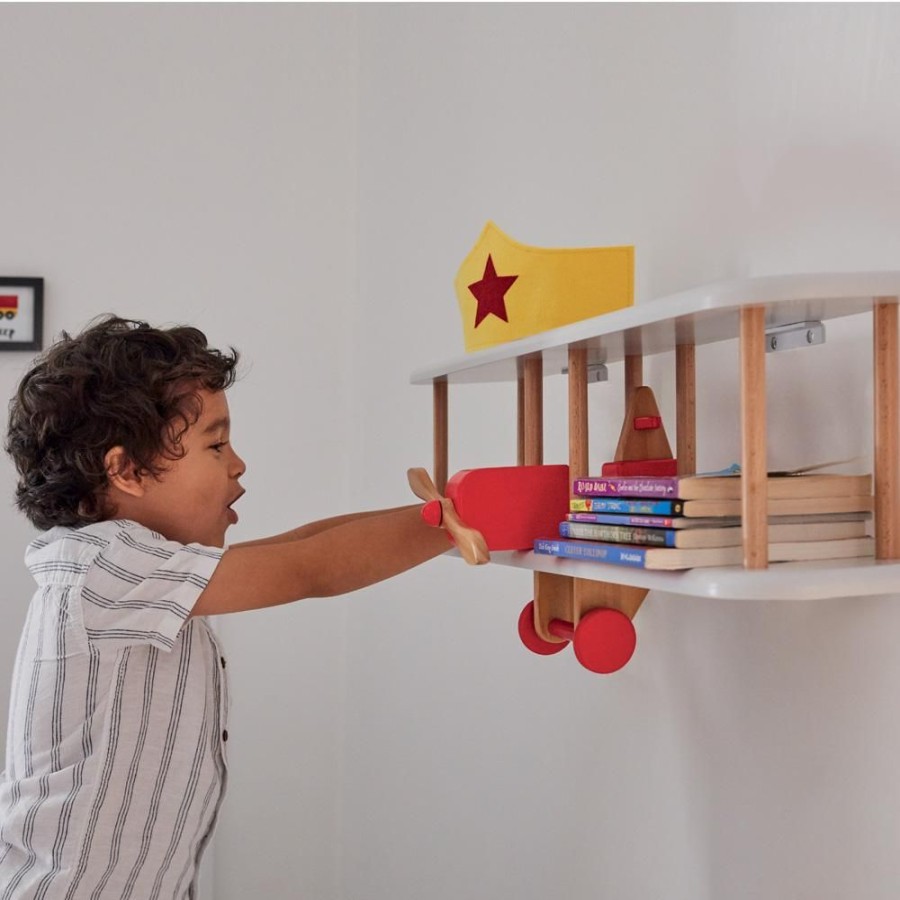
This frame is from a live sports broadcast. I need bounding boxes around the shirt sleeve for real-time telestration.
[78,523,224,652]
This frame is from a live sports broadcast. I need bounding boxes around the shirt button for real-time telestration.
[222,730,229,742]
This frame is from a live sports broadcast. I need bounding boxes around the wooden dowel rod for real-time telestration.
[517,373,525,466]
[740,306,768,569]
[874,300,900,559]
[675,342,696,475]
[523,354,543,466]
[568,347,589,483]
[624,353,643,405]
[433,378,448,494]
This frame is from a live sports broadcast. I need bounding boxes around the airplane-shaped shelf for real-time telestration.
[414,272,900,605]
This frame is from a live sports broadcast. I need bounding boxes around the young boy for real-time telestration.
[0,316,453,899]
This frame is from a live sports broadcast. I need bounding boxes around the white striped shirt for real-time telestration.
[0,520,229,899]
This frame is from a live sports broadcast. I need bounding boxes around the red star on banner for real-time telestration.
[468,255,518,328]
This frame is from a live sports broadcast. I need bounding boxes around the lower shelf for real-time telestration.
[464,550,900,602]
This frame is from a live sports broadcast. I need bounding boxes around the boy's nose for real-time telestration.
[231,449,247,478]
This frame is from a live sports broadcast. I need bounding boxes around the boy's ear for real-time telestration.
[104,446,145,498]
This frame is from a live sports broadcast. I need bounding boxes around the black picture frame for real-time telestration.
[0,277,44,352]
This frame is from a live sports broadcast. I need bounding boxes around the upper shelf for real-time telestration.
[411,271,900,385]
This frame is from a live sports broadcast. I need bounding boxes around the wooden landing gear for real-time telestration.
[517,600,637,674]
[519,571,646,674]
[516,383,668,674]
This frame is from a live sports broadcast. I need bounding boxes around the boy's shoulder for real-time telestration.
[25,519,177,585]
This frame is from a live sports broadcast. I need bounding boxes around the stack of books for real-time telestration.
[533,470,875,570]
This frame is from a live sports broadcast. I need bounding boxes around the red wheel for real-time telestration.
[517,601,568,656]
[572,608,636,674]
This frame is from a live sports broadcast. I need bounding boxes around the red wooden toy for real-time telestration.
[412,462,643,674]
[410,386,674,675]
[445,464,570,550]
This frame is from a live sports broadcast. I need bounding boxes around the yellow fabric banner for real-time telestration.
[454,222,634,352]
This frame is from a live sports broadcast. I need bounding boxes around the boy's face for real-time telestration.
[126,389,246,547]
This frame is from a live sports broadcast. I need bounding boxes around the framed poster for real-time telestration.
[0,277,44,351]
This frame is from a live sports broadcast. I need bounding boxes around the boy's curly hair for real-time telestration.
[5,315,239,531]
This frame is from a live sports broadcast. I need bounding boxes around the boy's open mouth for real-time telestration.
[226,490,245,524]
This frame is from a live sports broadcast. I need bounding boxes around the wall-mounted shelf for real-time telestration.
[414,272,900,669]
[414,271,900,592]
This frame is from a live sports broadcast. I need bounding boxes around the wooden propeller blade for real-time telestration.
[407,467,438,503]
[407,467,490,565]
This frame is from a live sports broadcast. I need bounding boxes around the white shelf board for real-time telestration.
[412,271,900,385]
[476,550,900,601]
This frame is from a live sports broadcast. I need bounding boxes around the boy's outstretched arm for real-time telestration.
[230,505,419,547]
[191,505,451,616]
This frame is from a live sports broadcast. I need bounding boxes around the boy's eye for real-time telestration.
[210,442,227,453]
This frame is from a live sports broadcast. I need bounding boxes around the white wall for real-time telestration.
[3,4,900,900]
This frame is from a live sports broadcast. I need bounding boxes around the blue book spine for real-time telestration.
[570,498,685,515]
[533,538,649,569]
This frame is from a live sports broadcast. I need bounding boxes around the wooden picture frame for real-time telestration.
[0,277,44,352]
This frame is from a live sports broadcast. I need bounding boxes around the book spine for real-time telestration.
[570,498,685,515]
[573,476,679,498]
[534,538,649,568]
[567,512,680,527]
[560,521,675,546]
